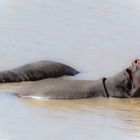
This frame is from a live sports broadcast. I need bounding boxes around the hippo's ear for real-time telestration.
[125,68,132,80]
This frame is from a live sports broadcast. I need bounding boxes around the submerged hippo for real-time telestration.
[16,59,140,99]
[0,60,79,83]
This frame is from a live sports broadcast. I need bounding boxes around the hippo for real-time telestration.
[0,60,79,83]
[15,59,140,99]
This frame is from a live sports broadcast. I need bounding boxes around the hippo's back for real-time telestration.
[16,78,95,99]
[0,60,79,83]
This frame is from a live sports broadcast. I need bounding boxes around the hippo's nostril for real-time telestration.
[135,60,138,63]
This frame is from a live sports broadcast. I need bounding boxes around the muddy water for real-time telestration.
[0,93,140,140]
[0,0,140,139]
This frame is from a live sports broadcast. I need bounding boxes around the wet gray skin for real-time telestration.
[16,78,107,99]
[0,60,79,83]
[16,59,140,99]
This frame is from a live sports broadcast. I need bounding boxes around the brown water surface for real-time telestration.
[0,92,140,140]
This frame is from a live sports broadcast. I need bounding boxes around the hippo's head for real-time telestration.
[124,59,140,97]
